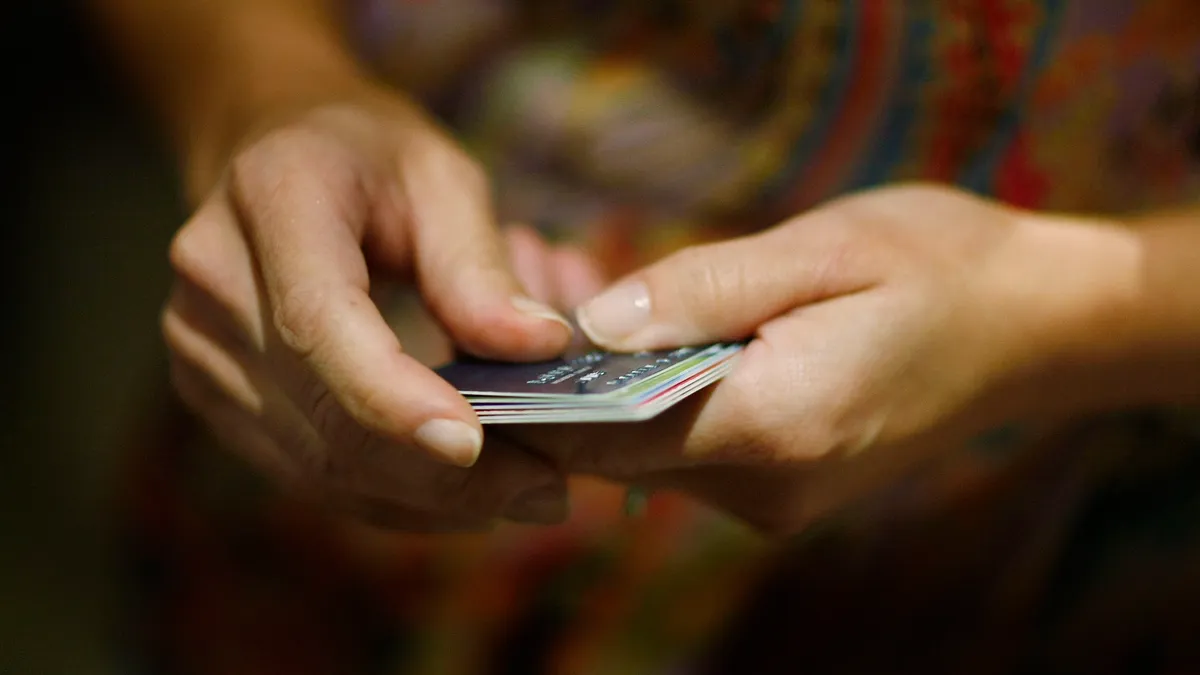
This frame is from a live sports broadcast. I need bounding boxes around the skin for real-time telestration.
[90,0,1200,535]
[498,185,1200,535]
[90,0,604,529]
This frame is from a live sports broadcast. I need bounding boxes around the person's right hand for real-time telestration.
[162,83,582,531]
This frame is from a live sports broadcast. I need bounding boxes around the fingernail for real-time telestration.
[413,419,482,468]
[575,280,651,346]
[511,296,573,334]
[505,484,570,524]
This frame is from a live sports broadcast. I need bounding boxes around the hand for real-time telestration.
[496,184,1135,534]
[387,224,608,366]
[162,82,600,530]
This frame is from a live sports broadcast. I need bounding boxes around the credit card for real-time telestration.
[435,342,744,424]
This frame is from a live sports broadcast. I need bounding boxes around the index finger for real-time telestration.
[230,135,484,468]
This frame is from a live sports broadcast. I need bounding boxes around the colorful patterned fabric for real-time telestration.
[357,0,1200,272]
[123,2,1200,673]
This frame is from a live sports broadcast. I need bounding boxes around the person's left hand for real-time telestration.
[490,184,1137,535]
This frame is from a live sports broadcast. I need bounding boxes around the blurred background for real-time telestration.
[5,3,1200,674]
[5,3,180,671]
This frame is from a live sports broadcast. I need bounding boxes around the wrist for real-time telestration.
[176,5,371,200]
[997,210,1195,422]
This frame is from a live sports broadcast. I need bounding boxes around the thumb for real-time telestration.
[575,224,872,351]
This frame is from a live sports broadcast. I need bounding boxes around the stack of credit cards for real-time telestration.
[435,342,745,424]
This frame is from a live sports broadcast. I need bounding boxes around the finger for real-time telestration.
[163,292,563,528]
[255,380,571,525]
[168,355,297,482]
[345,432,571,525]
[162,285,265,415]
[169,352,497,532]
[168,194,264,347]
[229,144,486,468]
[549,245,607,310]
[400,151,574,359]
[504,225,556,304]
[574,218,878,351]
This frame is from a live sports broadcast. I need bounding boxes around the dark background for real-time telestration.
[5,3,181,671]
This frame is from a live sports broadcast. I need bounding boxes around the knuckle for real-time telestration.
[710,340,825,463]
[228,151,282,212]
[227,137,279,195]
[709,376,779,461]
[707,342,879,469]
[421,144,489,194]
[306,380,343,440]
[341,387,400,439]
[271,284,327,357]
[807,229,862,299]
[664,245,739,322]
[295,381,387,494]
[231,126,318,181]
[229,125,368,236]
[792,399,857,463]
[295,370,353,446]
[229,125,352,204]
[168,221,210,285]
[273,421,341,489]
[778,209,876,296]
[457,158,490,194]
